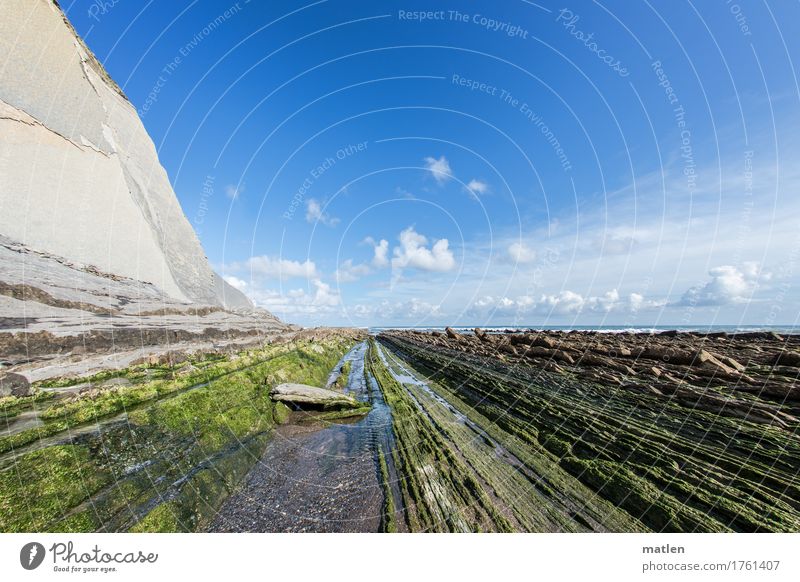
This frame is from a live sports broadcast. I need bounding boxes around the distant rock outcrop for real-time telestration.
[0,0,249,310]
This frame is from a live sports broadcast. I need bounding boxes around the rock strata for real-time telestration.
[0,1,287,378]
[376,329,800,532]
[0,0,248,309]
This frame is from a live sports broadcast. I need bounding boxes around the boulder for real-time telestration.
[529,335,557,349]
[525,346,575,365]
[775,351,800,368]
[642,345,693,364]
[692,349,741,378]
[159,351,189,366]
[500,343,518,356]
[445,327,461,340]
[718,354,746,372]
[269,383,362,410]
[0,372,30,397]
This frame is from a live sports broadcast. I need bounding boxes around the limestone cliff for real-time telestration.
[0,0,250,310]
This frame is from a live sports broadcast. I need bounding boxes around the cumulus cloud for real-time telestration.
[465,179,489,197]
[241,279,340,317]
[305,198,340,227]
[225,184,244,200]
[538,290,589,314]
[335,238,391,283]
[423,155,453,184]
[507,242,537,264]
[470,289,660,317]
[223,275,248,291]
[675,262,769,307]
[372,239,389,268]
[363,237,389,268]
[311,279,340,307]
[242,256,319,280]
[335,259,371,283]
[391,227,456,273]
[348,298,444,320]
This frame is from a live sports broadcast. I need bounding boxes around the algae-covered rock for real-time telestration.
[273,401,292,424]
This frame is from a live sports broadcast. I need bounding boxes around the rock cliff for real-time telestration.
[0,0,249,309]
[0,1,286,376]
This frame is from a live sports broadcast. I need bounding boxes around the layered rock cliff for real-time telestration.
[0,0,248,309]
[0,1,286,376]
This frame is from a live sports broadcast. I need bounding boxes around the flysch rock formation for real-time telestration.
[0,1,286,379]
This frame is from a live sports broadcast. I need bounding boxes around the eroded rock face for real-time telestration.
[0,0,248,310]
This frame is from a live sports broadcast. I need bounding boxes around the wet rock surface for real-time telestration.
[0,331,363,532]
[209,342,399,533]
[208,419,384,532]
[377,329,800,532]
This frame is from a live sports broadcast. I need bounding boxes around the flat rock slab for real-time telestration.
[270,383,360,410]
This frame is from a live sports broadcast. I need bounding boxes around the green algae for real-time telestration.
[379,333,800,533]
[366,339,513,532]
[273,401,292,424]
[330,360,352,392]
[378,446,397,533]
[0,335,357,533]
[0,445,110,532]
[129,502,180,533]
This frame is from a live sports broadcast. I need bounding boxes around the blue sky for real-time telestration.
[64,0,800,327]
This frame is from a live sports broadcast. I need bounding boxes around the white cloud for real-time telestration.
[465,179,489,196]
[507,242,537,264]
[335,238,391,283]
[241,279,340,318]
[223,275,248,291]
[423,155,453,184]
[597,233,636,256]
[311,279,340,307]
[469,289,660,317]
[335,259,372,283]
[305,198,340,227]
[371,238,389,268]
[537,290,588,314]
[243,256,319,280]
[347,298,444,320]
[225,184,244,200]
[676,262,770,307]
[391,227,456,273]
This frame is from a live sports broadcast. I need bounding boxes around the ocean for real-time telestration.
[368,324,800,335]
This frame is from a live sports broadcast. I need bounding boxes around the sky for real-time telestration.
[63,0,800,327]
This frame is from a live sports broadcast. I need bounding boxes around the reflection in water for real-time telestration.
[209,341,404,532]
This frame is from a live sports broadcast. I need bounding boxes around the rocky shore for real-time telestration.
[0,328,364,532]
[377,328,800,532]
[385,328,800,423]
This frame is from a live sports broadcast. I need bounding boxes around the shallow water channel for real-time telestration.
[209,341,405,532]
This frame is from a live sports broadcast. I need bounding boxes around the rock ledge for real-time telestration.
[270,383,361,410]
